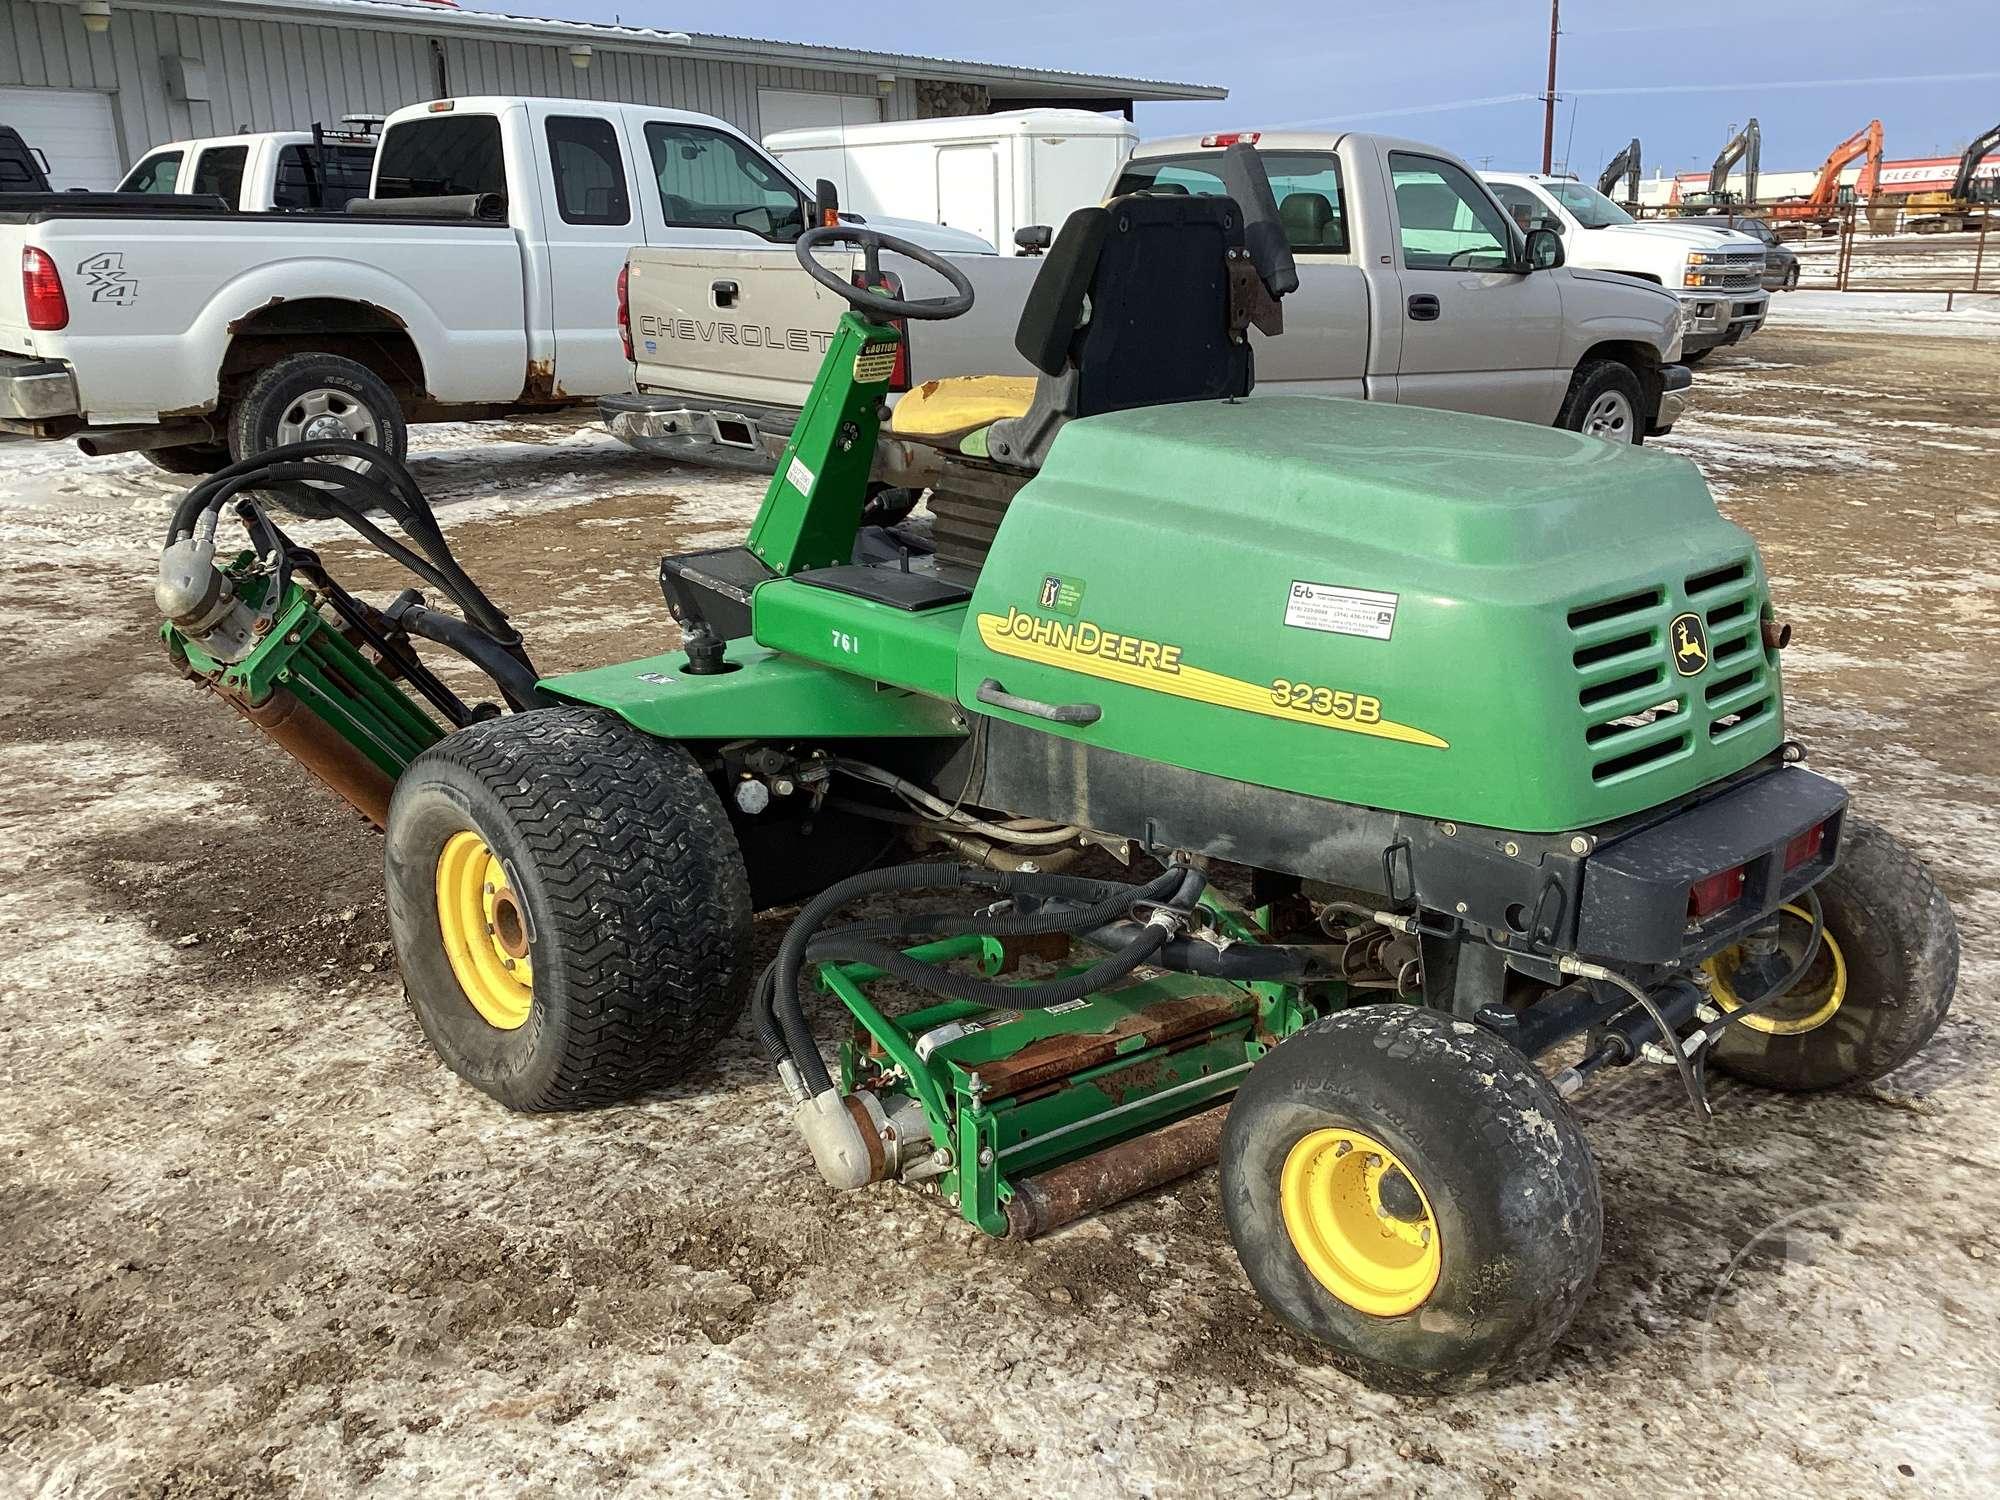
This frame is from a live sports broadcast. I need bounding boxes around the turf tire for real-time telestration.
[385,706,753,1111]
[1708,817,1957,1091]
[1221,1005,1602,1393]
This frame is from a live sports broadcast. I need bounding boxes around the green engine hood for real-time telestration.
[957,396,1784,834]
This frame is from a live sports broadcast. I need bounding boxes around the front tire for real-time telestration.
[1557,359,1646,444]
[228,352,408,521]
[1220,1006,1602,1393]
[385,707,753,1111]
[1705,818,1957,1091]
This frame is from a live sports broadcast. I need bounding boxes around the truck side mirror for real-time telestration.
[1014,224,1052,256]
[1524,225,1565,271]
[814,178,840,229]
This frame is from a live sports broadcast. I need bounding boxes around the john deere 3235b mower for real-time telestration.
[155,148,1958,1391]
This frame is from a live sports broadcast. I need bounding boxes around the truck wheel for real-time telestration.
[1220,1006,1601,1393]
[1681,348,1713,365]
[385,706,753,1112]
[228,352,408,521]
[1704,818,1957,1092]
[1784,264,1800,291]
[140,442,230,477]
[1557,359,1647,443]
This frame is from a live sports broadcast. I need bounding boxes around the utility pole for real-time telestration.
[1541,0,1560,174]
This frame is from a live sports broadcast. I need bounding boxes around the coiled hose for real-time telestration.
[758,860,1205,1098]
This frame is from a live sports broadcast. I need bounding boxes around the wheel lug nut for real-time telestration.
[1421,1228,1432,1245]
[1366,1153,1383,1169]
[1334,1141,1352,1158]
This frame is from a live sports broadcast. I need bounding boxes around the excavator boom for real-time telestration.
[1809,119,1885,206]
[1708,118,1760,204]
[1598,138,1642,203]
[1948,122,2000,202]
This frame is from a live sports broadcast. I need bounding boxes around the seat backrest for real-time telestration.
[1279,191,1333,246]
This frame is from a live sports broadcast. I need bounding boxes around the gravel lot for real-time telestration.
[2,300,1996,1498]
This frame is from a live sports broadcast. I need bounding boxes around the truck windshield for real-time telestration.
[375,116,507,201]
[644,121,805,240]
[1540,181,1635,228]
[1113,150,1349,252]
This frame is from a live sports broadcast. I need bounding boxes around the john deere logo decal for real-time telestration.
[1671,612,1710,676]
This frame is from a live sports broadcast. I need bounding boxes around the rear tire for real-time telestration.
[1681,347,1714,365]
[1557,359,1646,444]
[385,707,753,1111]
[1220,1006,1602,1393]
[141,442,230,477]
[1706,818,1957,1091]
[228,352,408,521]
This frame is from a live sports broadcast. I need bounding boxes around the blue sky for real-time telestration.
[470,0,1998,179]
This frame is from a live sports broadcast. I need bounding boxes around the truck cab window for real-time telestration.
[191,146,249,208]
[121,151,184,194]
[375,116,507,203]
[644,122,804,240]
[1389,154,1512,271]
[546,115,631,226]
[272,145,375,211]
[1113,150,1350,253]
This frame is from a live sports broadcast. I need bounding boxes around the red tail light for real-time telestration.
[850,268,910,391]
[1200,132,1262,148]
[616,262,632,362]
[22,247,68,331]
[1783,821,1827,872]
[1687,865,1746,923]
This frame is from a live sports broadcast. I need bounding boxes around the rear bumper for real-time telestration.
[600,390,941,486]
[0,353,80,431]
[1575,765,1846,964]
[599,390,797,466]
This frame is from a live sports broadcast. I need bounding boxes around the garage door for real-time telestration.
[0,86,123,190]
[758,89,881,137]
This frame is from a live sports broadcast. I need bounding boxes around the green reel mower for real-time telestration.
[157,147,1958,1392]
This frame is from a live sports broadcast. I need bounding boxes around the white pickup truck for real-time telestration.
[610,129,1693,462]
[0,94,987,475]
[1481,173,1770,360]
[115,126,380,213]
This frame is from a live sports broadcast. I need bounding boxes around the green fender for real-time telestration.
[538,642,966,742]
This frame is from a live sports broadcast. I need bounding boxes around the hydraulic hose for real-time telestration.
[761,861,1202,1098]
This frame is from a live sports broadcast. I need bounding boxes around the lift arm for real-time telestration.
[1948,122,2000,204]
[1808,119,1884,207]
[1708,118,1760,205]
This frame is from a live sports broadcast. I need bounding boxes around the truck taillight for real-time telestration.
[851,269,910,391]
[1687,865,1746,923]
[22,247,68,331]
[616,262,632,362]
[1200,132,1261,148]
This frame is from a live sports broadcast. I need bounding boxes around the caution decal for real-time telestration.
[977,607,1448,749]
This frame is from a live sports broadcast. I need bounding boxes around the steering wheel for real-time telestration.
[794,224,975,322]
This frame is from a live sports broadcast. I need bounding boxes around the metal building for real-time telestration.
[0,0,1224,188]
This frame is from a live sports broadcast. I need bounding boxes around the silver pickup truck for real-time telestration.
[606,129,1692,464]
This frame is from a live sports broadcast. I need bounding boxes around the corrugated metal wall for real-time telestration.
[1,0,918,168]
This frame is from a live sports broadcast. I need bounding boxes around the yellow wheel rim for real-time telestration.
[1704,903,1847,1036]
[435,830,534,1031]
[1280,1127,1441,1317]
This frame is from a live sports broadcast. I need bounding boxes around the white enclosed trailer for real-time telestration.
[763,109,1137,253]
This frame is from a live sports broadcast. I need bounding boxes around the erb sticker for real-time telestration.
[1284,581,1398,641]
[853,341,899,383]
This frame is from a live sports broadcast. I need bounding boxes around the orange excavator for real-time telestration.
[1769,119,1883,236]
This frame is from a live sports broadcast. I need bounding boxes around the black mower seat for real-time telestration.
[887,191,1254,470]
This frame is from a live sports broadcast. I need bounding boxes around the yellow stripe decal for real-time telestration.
[976,611,1448,749]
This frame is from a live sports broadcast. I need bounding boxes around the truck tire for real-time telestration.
[385,707,754,1112]
[140,442,230,477]
[228,352,408,521]
[1221,1006,1602,1393]
[1556,359,1647,444]
[1680,348,1713,365]
[1704,818,1957,1092]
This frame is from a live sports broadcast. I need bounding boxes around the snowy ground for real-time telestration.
[2,321,1997,1497]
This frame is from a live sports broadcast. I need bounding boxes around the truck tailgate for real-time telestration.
[628,246,1043,412]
